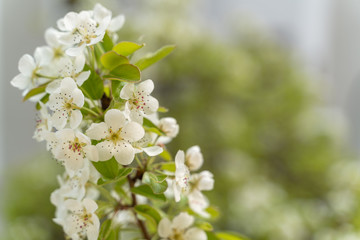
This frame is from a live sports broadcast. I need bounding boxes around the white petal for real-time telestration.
[93,4,112,22]
[45,80,61,94]
[76,71,90,86]
[172,212,194,231]
[175,150,185,168]
[51,110,68,130]
[143,95,159,115]
[60,77,77,91]
[86,122,108,140]
[65,154,85,172]
[84,145,99,162]
[108,14,125,32]
[184,228,207,240]
[64,199,81,211]
[66,44,86,57]
[197,171,214,191]
[137,79,154,95]
[69,110,82,129]
[158,218,172,238]
[74,55,86,73]
[18,54,36,75]
[55,128,75,140]
[34,46,52,66]
[188,191,209,218]
[113,141,135,165]
[72,88,84,107]
[121,122,144,142]
[45,27,60,47]
[120,83,134,100]
[143,146,163,156]
[96,141,113,161]
[129,108,143,124]
[87,216,100,240]
[62,12,78,30]
[11,74,30,90]
[105,109,125,132]
[83,198,98,213]
[173,183,181,202]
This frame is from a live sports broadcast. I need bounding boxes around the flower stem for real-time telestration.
[81,106,100,117]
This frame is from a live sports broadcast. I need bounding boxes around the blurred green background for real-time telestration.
[2,0,360,239]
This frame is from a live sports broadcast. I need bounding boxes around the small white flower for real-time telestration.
[120,79,159,124]
[33,102,53,142]
[185,146,204,171]
[57,4,111,56]
[157,117,179,144]
[11,47,52,94]
[53,128,98,173]
[173,150,190,202]
[46,55,90,93]
[48,77,84,130]
[133,133,163,156]
[158,212,207,240]
[86,109,145,165]
[63,198,100,240]
[44,27,67,61]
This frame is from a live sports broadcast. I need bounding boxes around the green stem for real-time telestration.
[81,106,100,117]
[36,74,59,80]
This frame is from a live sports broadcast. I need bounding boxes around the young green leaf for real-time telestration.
[131,185,166,202]
[160,149,173,161]
[23,83,48,101]
[216,232,249,240]
[160,162,175,172]
[100,51,129,70]
[81,66,104,99]
[142,172,168,194]
[134,204,162,227]
[104,64,141,82]
[98,167,134,186]
[197,222,213,231]
[102,32,114,52]
[135,45,175,70]
[92,157,120,179]
[35,94,49,110]
[113,41,144,57]
[143,118,165,136]
[111,81,126,102]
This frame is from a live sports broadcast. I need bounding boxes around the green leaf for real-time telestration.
[131,185,166,202]
[113,41,144,57]
[104,64,141,82]
[36,94,49,110]
[102,32,114,52]
[206,205,220,220]
[92,157,119,179]
[134,204,161,228]
[111,80,126,102]
[160,149,172,161]
[98,167,134,186]
[135,45,175,70]
[216,232,249,240]
[160,162,175,172]
[100,51,129,70]
[158,106,169,113]
[81,66,104,99]
[142,172,168,194]
[197,222,213,231]
[23,84,48,101]
[207,231,220,240]
[99,219,112,239]
[143,118,165,136]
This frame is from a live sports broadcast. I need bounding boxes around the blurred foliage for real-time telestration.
[3,0,360,239]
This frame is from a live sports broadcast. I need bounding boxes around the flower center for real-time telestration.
[170,229,185,240]
[68,137,86,156]
[130,91,148,110]
[107,128,123,143]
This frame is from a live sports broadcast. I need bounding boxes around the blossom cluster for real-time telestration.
[11,4,217,240]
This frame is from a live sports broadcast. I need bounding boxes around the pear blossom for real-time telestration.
[173,150,190,202]
[158,212,207,240]
[33,102,52,142]
[44,27,67,61]
[53,128,98,173]
[120,79,159,123]
[185,145,204,171]
[86,109,145,165]
[63,198,100,240]
[46,55,90,93]
[11,47,52,95]
[57,4,111,56]
[157,117,179,144]
[48,77,84,130]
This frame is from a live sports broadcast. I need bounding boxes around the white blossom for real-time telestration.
[11,47,52,95]
[57,4,111,56]
[173,150,190,202]
[157,117,179,144]
[48,77,84,130]
[120,79,159,124]
[185,145,204,171]
[44,27,67,61]
[133,133,163,156]
[158,212,207,240]
[63,198,100,240]
[53,128,98,173]
[86,109,145,165]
